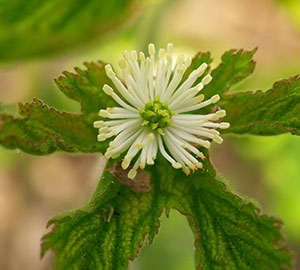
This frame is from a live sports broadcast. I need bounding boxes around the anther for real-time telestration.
[118,59,127,69]
[167,43,173,53]
[99,127,110,133]
[176,55,185,65]
[196,152,205,160]
[104,151,112,159]
[159,48,166,58]
[177,64,186,75]
[172,162,182,169]
[93,121,104,128]
[147,159,154,165]
[146,57,151,67]
[166,54,172,62]
[121,158,131,170]
[210,94,220,103]
[213,136,223,144]
[216,110,226,118]
[196,82,204,91]
[97,134,107,141]
[105,64,115,79]
[123,50,130,60]
[148,43,155,56]
[103,84,114,96]
[220,122,230,129]
[131,50,138,61]
[128,169,137,179]
[185,57,192,67]
[197,63,208,76]
[202,74,212,85]
[99,110,109,117]
[183,167,190,175]
[202,141,211,149]
[139,52,145,62]
[198,94,205,102]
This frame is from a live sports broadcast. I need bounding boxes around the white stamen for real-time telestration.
[94,43,229,178]
[202,74,212,85]
[93,121,104,128]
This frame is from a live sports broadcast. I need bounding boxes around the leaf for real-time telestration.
[42,155,293,270]
[182,49,256,115]
[182,51,213,83]
[203,48,257,98]
[41,161,166,270]
[0,0,138,61]
[172,162,292,269]
[153,156,292,270]
[0,61,117,155]
[0,48,262,154]
[220,75,300,136]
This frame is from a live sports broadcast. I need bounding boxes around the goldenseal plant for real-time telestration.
[1,43,295,269]
[94,43,230,179]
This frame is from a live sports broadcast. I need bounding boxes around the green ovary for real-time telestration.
[139,97,175,134]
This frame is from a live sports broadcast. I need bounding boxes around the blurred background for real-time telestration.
[0,0,300,269]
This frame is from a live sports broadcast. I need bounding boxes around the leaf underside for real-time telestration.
[41,156,292,270]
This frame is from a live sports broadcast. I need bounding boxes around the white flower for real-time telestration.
[94,43,230,179]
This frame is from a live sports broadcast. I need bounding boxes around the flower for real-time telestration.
[94,43,230,179]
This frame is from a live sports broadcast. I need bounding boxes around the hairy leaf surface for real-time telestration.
[0,62,116,154]
[42,156,293,270]
[41,162,165,270]
[221,75,300,136]
[203,48,257,98]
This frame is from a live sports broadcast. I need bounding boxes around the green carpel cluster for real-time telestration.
[139,97,175,134]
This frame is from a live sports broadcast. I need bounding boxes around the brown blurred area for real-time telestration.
[0,154,105,270]
[1,0,300,269]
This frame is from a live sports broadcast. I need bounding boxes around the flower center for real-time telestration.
[139,97,175,134]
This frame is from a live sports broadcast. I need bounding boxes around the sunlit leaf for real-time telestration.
[182,51,213,83]
[221,75,300,136]
[0,48,295,269]
[41,162,165,270]
[0,62,116,154]
[42,155,293,270]
[203,48,257,98]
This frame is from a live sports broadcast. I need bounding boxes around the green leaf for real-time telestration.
[0,62,116,154]
[0,48,260,154]
[182,51,213,83]
[42,155,293,270]
[203,48,257,98]
[0,0,137,61]
[221,75,300,136]
[41,162,165,270]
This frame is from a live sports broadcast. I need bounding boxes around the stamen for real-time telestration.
[139,52,145,62]
[202,74,212,85]
[148,43,155,56]
[93,121,104,128]
[220,122,230,129]
[167,43,173,53]
[94,43,228,176]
